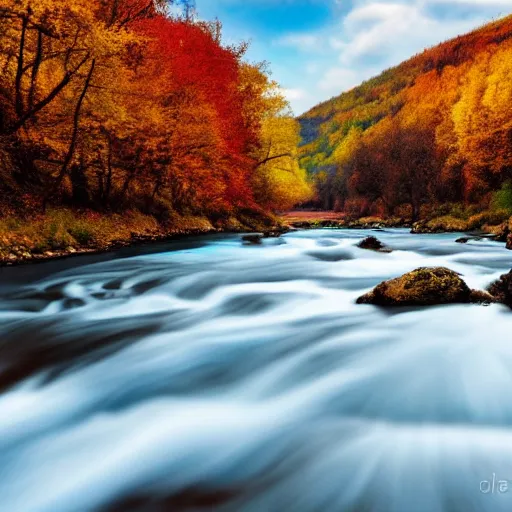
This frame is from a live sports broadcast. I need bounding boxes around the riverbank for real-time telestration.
[282,212,409,230]
[0,208,283,266]
[281,210,512,248]
[3,207,512,267]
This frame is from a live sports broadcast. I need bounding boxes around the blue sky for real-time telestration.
[193,0,512,115]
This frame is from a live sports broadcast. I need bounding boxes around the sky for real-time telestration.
[193,0,512,115]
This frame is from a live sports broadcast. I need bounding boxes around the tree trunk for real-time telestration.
[70,163,90,205]
[43,59,96,209]
[104,134,113,204]
[411,199,421,222]
[120,172,134,202]
[28,30,43,110]
[119,150,142,203]
[15,14,28,118]
[96,169,105,203]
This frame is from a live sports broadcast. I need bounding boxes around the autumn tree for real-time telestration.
[0,0,312,221]
[252,116,312,211]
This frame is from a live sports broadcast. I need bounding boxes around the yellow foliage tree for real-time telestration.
[252,116,312,211]
[237,62,312,211]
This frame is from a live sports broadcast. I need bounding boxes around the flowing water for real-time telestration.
[1,229,512,512]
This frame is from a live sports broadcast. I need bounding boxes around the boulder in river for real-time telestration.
[357,236,391,253]
[493,224,509,243]
[456,234,499,244]
[263,231,282,238]
[488,270,512,308]
[357,267,491,306]
[242,234,264,245]
[468,289,496,305]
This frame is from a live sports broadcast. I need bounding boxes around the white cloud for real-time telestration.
[305,62,320,74]
[333,2,475,66]
[282,88,312,115]
[318,67,362,93]
[277,34,320,50]
[282,88,307,100]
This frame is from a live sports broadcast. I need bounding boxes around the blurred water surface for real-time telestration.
[0,229,512,512]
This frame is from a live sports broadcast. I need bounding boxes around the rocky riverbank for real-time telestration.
[282,211,512,249]
[0,229,219,266]
[284,216,410,230]
[0,208,285,266]
[5,208,512,266]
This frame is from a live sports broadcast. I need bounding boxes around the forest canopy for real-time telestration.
[0,0,312,223]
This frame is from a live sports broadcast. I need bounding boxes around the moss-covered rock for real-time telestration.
[469,289,496,305]
[456,234,499,244]
[484,222,509,242]
[488,270,512,308]
[357,236,391,252]
[356,267,473,306]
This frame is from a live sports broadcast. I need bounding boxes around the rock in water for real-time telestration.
[263,231,282,238]
[242,234,264,245]
[488,270,512,307]
[357,267,472,306]
[456,234,498,244]
[494,224,510,243]
[469,289,496,305]
[357,236,391,252]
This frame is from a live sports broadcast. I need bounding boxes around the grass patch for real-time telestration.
[0,208,161,256]
[467,209,511,230]
[491,181,512,213]
[424,216,470,232]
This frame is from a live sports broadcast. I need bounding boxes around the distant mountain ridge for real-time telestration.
[299,14,512,219]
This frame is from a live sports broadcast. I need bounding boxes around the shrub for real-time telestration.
[426,216,469,231]
[369,198,388,217]
[394,204,413,219]
[491,181,512,213]
[449,203,469,220]
[45,221,75,250]
[344,197,370,219]
[467,209,511,230]
[68,225,94,246]
[423,203,452,219]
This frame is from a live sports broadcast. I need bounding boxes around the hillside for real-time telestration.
[299,14,512,224]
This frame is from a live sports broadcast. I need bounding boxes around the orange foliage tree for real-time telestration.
[0,0,311,219]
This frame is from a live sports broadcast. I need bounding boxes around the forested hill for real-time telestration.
[299,14,512,221]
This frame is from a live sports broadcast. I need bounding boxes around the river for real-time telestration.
[0,228,512,512]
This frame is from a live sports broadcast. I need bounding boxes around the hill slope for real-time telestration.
[299,14,512,222]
